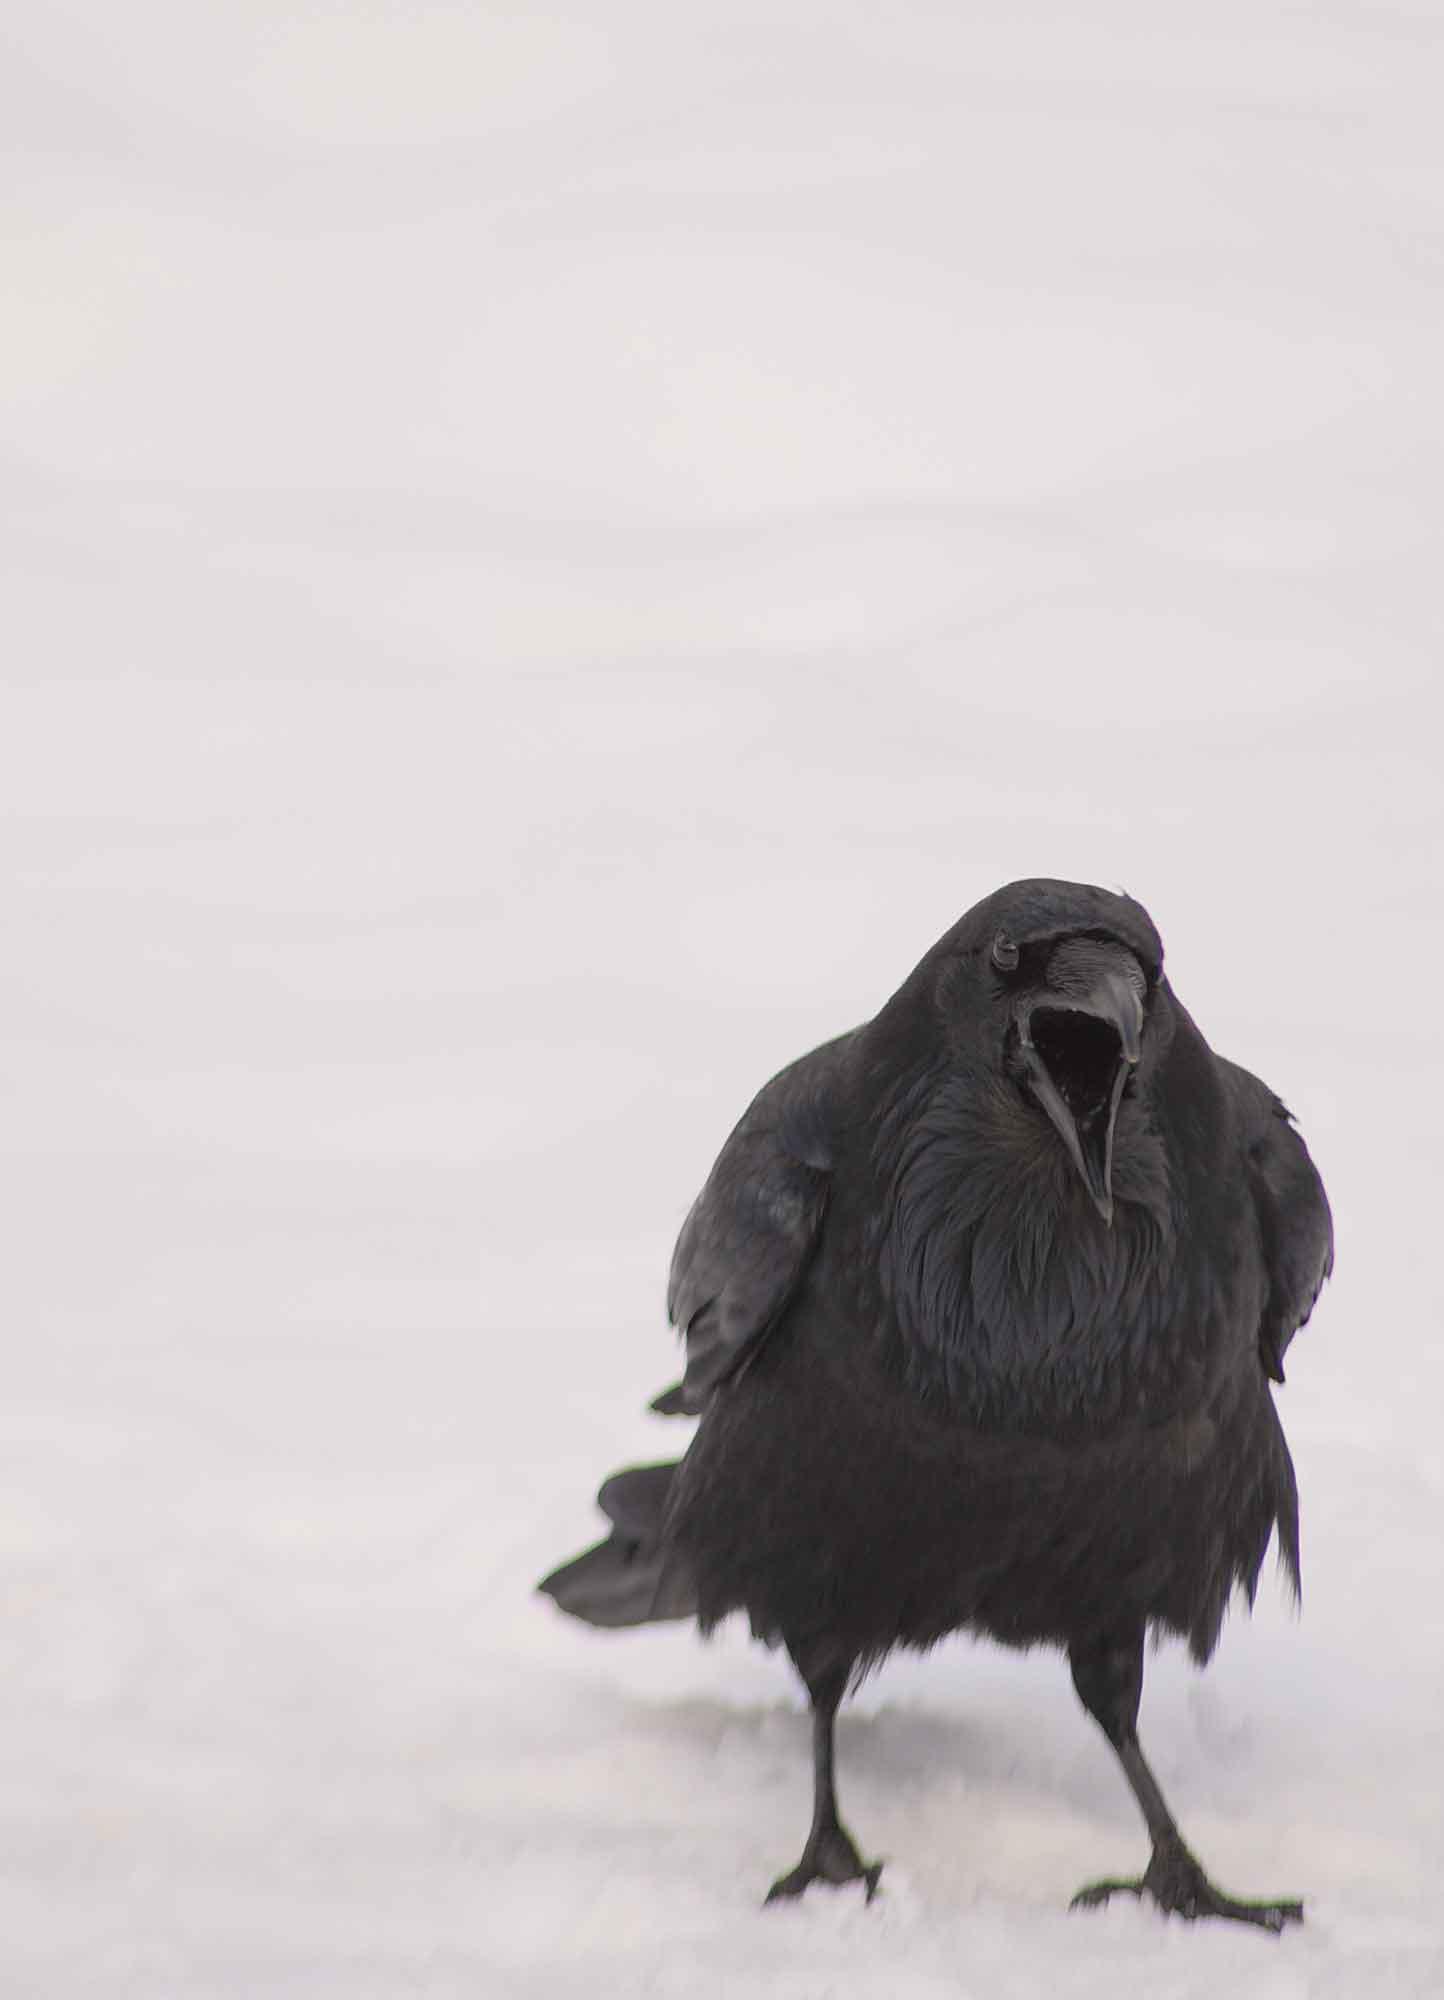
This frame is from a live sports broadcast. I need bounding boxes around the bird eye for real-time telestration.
[991,933,1019,973]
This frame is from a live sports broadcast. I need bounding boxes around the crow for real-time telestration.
[539,879,1332,1930]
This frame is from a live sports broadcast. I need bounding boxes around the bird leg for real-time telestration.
[765,1661,882,1905]
[1068,1631,1303,1934]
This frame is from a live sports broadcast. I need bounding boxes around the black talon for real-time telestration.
[1072,1840,1302,1931]
[766,1822,882,1904]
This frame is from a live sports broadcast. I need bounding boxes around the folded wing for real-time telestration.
[652,1033,852,1416]
[1223,1059,1335,1384]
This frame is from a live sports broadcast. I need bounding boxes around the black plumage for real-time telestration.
[539,879,1332,1929]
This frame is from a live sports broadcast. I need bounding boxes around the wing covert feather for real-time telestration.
[652,1033,852,1416]
[1222,1059,1334,1383]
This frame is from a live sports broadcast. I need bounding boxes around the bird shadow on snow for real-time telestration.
[592,1657,1127,1832]
[508,1672,1182,1945]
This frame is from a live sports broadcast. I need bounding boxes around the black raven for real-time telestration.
[540,879,1332,1930]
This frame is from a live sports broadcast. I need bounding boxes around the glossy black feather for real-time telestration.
[1218,1060,1335,1383]
[543,877,1332,1741]
[538,1462,696,1627]
[652,1035,848,1415]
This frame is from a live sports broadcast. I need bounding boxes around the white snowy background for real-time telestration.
[5,3,1442,1994]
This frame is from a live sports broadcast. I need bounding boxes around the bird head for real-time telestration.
[921,881,1165,1227]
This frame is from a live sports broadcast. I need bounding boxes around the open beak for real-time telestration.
[1018,965,1143,1226]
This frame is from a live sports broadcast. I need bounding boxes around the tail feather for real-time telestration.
[597,1461,677,1539]
[538,1460,697,1629]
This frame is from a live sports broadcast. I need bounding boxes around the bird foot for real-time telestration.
[1071,1835,1302,1933]
[765,1819,883,1905]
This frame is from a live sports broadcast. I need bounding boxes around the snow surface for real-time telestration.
[5,2,1443,1994]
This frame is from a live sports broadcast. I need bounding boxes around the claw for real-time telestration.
[1071,1838,1303,1932]
[1071,1875,1144,1911]
[765,1822,883,1905]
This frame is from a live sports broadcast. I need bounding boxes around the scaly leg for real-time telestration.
[1069,1630,1302,1934]
[765,1659,882,1905]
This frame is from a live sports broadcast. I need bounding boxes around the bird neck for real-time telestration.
[864,1063,1179,1429]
